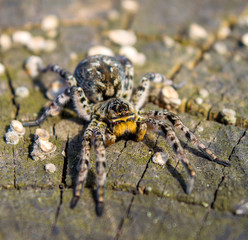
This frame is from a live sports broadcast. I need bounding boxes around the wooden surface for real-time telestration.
[0,0,248,239]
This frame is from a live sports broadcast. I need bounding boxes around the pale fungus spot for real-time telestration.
[5,120,25,145]
[10,120,25,136]
[195,97,203,105]
[199,89,209,98]
[15,86,30,98]
[39,141,56,153]
[162,35,175,48]
[31,128,56,161]
[23,56,43,78]
[121,0,139,13]
[189,23,208,41]
[152,152,168,166]
[220,108,237,125]
[35,128,50,141]
[4,131,20,145]
[26,36,46,53]
[41,15,59,32]
[108,29,137,46]
[217,25,231,40]
[12,31,32,45]
[214,42,228,55]
[241,33,248,47]
[0,34,12,51]
[160,86,181,108]
[119,46,146,66]
[88,45,114,57]
[0,63,5,76]
[234,200,248,215]
[45,163,57,173]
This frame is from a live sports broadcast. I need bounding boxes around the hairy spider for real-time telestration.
[23,55,230,216]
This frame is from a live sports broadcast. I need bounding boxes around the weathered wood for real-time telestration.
[0,0,248,239]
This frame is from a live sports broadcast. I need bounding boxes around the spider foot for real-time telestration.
[199,147,231,167]
[71,178,87,209]
[96,186,105,216]
[213,158,231,167]
[96,201,104,217]
[70,196,80,209]
[186,176,195,194]
[172,80,186,90]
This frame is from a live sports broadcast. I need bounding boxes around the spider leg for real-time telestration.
[71,86,92,121]
[25,56,77,87]
[23,60,90,126]
[22,87,72,127]
[135,121,147,141]
[105,130,116,146]
[132,73,173,110]
[94,121,107,216]
[146,118,196,194]
[115,56,134,101]
[40,64,77,87]
[146,110,231,166]
[70,120,97,209]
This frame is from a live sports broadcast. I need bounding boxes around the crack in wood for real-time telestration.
[136,135,160,190]
[114,135,160,239]
[210,175,225,209]
[194,127,247,238]
[228,129,247,176]
[50,185,64,237]
[50,135,70,236]
[194,174,225,239]
[228,130,246,162]
[194,210,210,240]
[61,135,70,186]
[3,64,20,119]
[106,140,128,177]
[114,195,135,240]
[12,146,17,189]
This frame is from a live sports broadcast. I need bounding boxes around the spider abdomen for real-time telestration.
[73,55,125,103]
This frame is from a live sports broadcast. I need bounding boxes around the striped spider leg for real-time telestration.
[70,118,108,216]
[132,72,176,111]
[23,61,91,127]
[142,110,231,193]
[70,98,147,216]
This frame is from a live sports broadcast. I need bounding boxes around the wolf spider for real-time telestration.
[23,55,230,216]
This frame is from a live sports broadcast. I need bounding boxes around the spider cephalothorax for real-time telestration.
[22,54,230,216]
[95,98,139,138]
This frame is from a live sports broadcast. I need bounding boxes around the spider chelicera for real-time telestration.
[23,54,230,216]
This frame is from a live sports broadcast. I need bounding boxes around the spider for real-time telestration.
[23,54,230,216]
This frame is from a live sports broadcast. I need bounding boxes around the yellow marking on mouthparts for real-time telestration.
[105,137,115,146]
[112,115,134,122]
[136,128,147,142]
[113,121,137,138]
